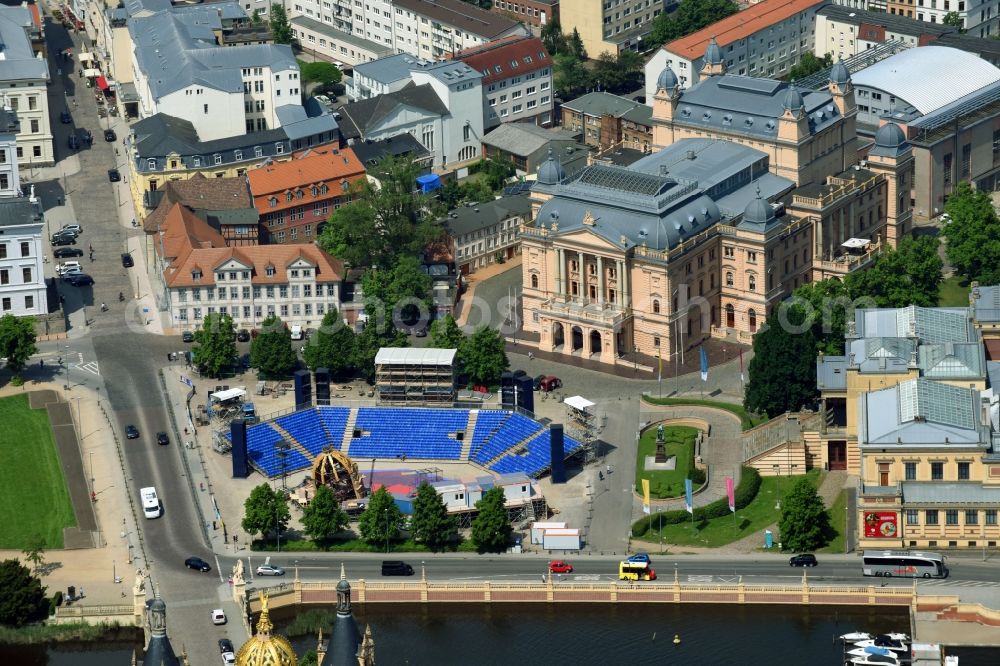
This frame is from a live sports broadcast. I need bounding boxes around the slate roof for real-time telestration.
[858,379,985,447]
[482,123,581,156]
[0,9,48,81]
[902,482,1000,504]
[337,83,448,139]
[0,197,41,228]
[394,0,522,40]
[291,16,392,53]
[561,91,644,119]
[443,194,531,237]
[972,284,1000,323]
[349,134,432,167]
[142,173,253,233]
[454,36,549,86]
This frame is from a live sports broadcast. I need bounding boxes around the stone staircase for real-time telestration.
[269,422,313,462]
[460,410,478,460]
[341,408,358,456]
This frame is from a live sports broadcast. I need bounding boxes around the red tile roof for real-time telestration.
[157,202,343,288]
[247,147,366,196]
[662,0,827,61]
[452,36,550,85]
[143,173,253,233]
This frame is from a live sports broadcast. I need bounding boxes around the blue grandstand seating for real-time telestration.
[489,431,585,477]
[317,407,350,450]
[348,408,468,459]
[235,422,312,477]
[470,412,543,465]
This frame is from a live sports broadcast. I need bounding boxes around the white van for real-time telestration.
[290,325,303,340]
[140,486,162,519]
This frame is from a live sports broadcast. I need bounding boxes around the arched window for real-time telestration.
[749,309,758,332]
[726,271,734,287]
[748,275,757,292]
[725,303,735,328]
[530,274,538,289]
[652,299,661,314]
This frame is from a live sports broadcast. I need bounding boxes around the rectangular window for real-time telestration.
[925,509,939,525]
[905,510,919,525]
[958,462,970,480]
[904,462,916,481]
[931,462,944,480]
[966,510,978,525]
[24,295,33,310]
[20,242,29,257]
[945,510,959,526]
[988,510,998,525]
[22,267,31,282]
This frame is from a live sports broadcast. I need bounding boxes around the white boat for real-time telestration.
[841,632,872,642]
[854,638,908,654]
[847,646,899,661]
[848,654,902,666]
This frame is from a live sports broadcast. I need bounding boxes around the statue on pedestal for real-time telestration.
[232,559,245,586]
[654,423,668,464]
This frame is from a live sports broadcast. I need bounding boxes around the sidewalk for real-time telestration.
[454,255,522,327]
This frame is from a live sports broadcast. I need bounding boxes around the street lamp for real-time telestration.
[275,504,281,552]
[384,508,389,554]
[773,464,781,510]
[633,345,639,375]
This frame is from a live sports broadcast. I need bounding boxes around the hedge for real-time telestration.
[631,466,762,537]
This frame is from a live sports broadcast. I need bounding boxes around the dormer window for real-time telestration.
[286,192,293,202]
[269,197,278,208]
[214,154,222,165]
[320,184,329,195]
[254,146,263,158]
[192,269,202,280]
[193,156,202,167]
[341,179,350,192]
[296,189,304,199]
[266,266,275,277]
[311,186,319,197]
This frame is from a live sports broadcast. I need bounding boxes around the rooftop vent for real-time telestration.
[745,117,754,126]
[686,150,696,160]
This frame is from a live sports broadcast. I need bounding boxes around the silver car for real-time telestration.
[255,564,285,576]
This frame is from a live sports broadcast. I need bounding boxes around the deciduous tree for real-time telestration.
[241,484,291,541]
[460,325,509,385]
[788,52,833,81]
[743,304,818,417]
[554,53,592,96]
[0,314,37,376]
[942,11,964,28]
[941,181,1000,285]
[845,236,942,308]
[471,487,511,553]
[21,535,46,576]
[430,314,465,351]
[0,559,48,627]
[300,61,342,86]
[362,256,432,328]
[410,482,457,550]
[303,309,355,376]
[358,486,405,547]
[352,320,407,382]
[301,485,349,543]
[250,315,297,379]
[778,478,831,552]
[541,17,566,56]
[649,0,739,49]
[192,313,237,379]
[269,4,294,44]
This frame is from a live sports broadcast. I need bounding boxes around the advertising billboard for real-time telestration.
[863,511,898,538]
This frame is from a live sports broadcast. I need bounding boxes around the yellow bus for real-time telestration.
[619,561,657,581]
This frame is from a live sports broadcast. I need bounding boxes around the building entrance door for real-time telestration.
[827,441,847,471]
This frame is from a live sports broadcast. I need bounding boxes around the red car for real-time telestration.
[548,560,573,574]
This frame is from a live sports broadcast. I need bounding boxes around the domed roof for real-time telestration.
[237,592,298,666]
[875,122,906,149]
[782,84,805,112]
[537,148,565,185]
[656,66,679,91]
[704,37,723,65]
[149,597,166,613]
[742,188,776,226]
[830,59,850,85]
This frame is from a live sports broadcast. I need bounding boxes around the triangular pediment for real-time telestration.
[555,227,627,253]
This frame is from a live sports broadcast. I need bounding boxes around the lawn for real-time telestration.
[0,394,76,549]
[634,426,698,499]
[818,488,848,554]
[938,275,971,307]
[641,396,768,431]
[644,469,822,548]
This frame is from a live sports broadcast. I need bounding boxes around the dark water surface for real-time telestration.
[3,605,997,665]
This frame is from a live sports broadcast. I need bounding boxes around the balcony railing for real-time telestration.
[814,242,882,276]
[539,297,629,327]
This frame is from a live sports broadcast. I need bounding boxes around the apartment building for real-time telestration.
[247,147,367,245]
[885,0,999,37]
[561,91,652,151]
[559,0,673,57]
[0,110,21,198]
[0,6,52,168]
[0,196,46,317]
[455,36,554,129]
[392,0,528,60]
[491,0,558,28]
[290,15,394,65]
[444,194,530,274]
[159,203,344,332]
[644,0,827,95]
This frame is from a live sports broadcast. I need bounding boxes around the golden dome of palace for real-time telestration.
[236,591,298,666]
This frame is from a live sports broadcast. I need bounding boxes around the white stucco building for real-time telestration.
[0,6,52,169]
[0,189,47,318]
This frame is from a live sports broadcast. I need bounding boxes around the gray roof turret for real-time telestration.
[830,59,850,86]
[656,66,679,92]
[537,147,566,185]
[783,84,805,112]
[704,37,723,66]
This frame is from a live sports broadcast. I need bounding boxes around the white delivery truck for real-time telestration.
[140,486,162,519]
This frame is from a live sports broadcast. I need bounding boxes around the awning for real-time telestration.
[96,76,109,91]
[82,68,101,77]
[210,387,246,402]
[78,52,93,63]
[842,238,870,249]
[564,395,595,411]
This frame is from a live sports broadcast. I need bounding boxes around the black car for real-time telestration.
[125,424,140,439]
[60,111,72,124]
[65,274,94,286]
[68,134,80,149]
[104,128,117,142]
[108,168,121,182]
[218,638,235,654]
[789,553,818,567]
[185,556,211,572]
[51,235,76,246]
[54,247,84,258]
[182,330,195,343]
[236,329,250,342]
[156,432,169,446]
[121,253,134,268]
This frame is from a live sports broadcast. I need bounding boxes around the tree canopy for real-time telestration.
[269,4,294,44]
[541,17,565,56]
[21,535,46,576]
[941,181,1000,285]
[241,484,291,541]
[0,314,37,376]
[592,50,644,94]
[358,486,405,547]
[362,256,432,329]
[301,485,350,543]
[0,559,48,627]
[942,11,964,29]
[430,314,465,351]
[317,155,442,270]
[300,61,342,86]
[410,482,457,550]
[743,304,819,417]
[778,478,831,552]
[250,315,298,379]
[192,313,237,378]
[844,236,942,308]
[649,0,739,49]
[788,52,833,81]
[471,487,512,553]
[460,325,509,386]
[352,319,407,382]
[303,309,355,376]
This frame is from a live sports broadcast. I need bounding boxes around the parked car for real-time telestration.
[54,247,83,258]
[221,652,236,666]
[380,561,414,576]
[61,224,82,234]
[60,111,72,124]
[65,273,94,286]
[627,553,651,565]
[104,128,116,142]
[51,235,76,246]
[548,560,573,574]
[211,608,226,625]
[218,639,235,654]
[108,168,121,182]
[256,564,285,576]
[184,556,211,572]
[68,134,80,149]
[182,330,195,343]
[532,374,546,391]
[789,554,818,567]
[156,432,169,446]
[236,329,250,342]
[539,376,562,392]
[125,424,140,439]
[121,253,134,268]
[60,268,84,280]
[56,261,82,275]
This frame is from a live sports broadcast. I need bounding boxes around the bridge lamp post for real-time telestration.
[384,508,390,554]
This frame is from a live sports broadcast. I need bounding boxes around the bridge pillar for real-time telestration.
[801,570,809,604]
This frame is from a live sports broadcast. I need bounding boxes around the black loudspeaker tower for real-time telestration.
[230,419,250,478]
[515,375,534,413]
[500,371,515,407]
[549,424,566,484]
[293,369,312,409]
[315,368,331,405]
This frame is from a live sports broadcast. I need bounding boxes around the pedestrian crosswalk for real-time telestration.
[687,575,714,583]
[918,579,1000,588]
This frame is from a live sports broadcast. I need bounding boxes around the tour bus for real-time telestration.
[140,487,162,519]
[619,560,657,581]
[861,550,948,578]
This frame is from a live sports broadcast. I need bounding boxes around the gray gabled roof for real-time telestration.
[902,482,1000,504]
[444,195,531,236]
[561,91,644,118]
[854,306,974,343]
[0,10,48,82]
[918,342,985,379]
[972,284,1000,323]
[337,83,448,139]
[131,113,288,159]
[352,53,417,85]
[858,379,985,447]
[350,134,431,167]
[482,123,581,156]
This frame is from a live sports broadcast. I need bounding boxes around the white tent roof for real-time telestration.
[842,238,870,249]
[83,68,101,77]
[564,395,595,410]
[210,387,246,402]
[78,52,94,62]
[374,347,457,366]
